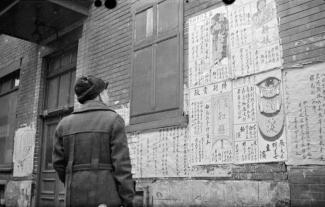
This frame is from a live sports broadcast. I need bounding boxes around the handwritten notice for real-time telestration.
[189,81,233,165]
[115,103,130,126]
[233,70,287,163]
[13,127,35,177]
[284,62,325,165]
[233,76,259,163]
[256,70,287,162]
[188,6,231,88]
[127,127,189,178]
[228,0,282,77]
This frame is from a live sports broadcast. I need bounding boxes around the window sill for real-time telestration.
[0,164,13,172]
[126,115,188,133]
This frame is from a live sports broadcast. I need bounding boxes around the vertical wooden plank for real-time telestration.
[0,95,8,164]
[69,70,76,106]
[0,93,10,164]
[155,37,179,111]
[45,122,57,169]
[131,47,153,117]
[7,91,17,163]
[46,78,59,110]
[58,72,71,107]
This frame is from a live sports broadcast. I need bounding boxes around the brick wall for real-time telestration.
[77,1,132,107]
[289,166,325,207]
[0,34,39,163]
[277,0,325,206]
[0,35,39,206]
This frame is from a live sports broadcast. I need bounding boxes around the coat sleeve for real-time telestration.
[52,123,67,184]
[111,115,135,207]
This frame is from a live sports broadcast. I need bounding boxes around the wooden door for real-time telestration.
[38,117,65,207]
[38,48,77,207]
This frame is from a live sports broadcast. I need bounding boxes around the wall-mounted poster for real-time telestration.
[256,70,287,162]
[189,81,233,165]
[13,127,35,177]
[233,70,287,163]
[188,0,282,83]
[188,6,231,88]
[127,127,190,178]
[284,62,325,165]
[188,0,285,165]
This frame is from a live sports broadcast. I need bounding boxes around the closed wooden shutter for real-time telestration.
[0,81,18,165]
[130,0,183,128]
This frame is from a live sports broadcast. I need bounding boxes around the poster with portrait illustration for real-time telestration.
[188,6,231,88]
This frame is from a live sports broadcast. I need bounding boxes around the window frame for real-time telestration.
[128,0,186,132]
[42,46,77,118]
[0,70,20,171]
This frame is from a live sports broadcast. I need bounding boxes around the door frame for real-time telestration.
[35,43,78,207]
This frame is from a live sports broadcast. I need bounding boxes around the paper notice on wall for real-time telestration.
[233,70,287,163]
[188,6,231,88]
[189,81,233,165]
[233,76,259,163]
[228,0,282,77]
[115,103,130,126]
[13,127,35,177]
[284,62,325,165]
[256,70,287,162]
[127,127,190,178]
[188,0,282,85]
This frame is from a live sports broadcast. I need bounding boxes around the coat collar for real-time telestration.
[73,100,116,114]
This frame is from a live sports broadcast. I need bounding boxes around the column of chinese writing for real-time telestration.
[209,81,234,164]
[159,129,168,177]
[309,73,325,161]
[189,86,208,165]
[251,0,282,72]
[233,76,259,163]
[188,14,210,88]
[228,1,255,77]
[127,133,139,178]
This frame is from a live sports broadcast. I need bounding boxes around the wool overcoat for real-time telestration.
[53,100,134,207]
